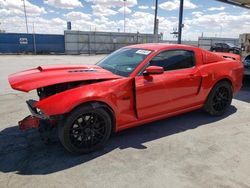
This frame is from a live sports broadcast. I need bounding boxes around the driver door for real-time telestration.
[135,49,202,119]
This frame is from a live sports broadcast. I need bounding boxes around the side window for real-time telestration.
[216,43,222,48]
[223,44,229,48]
[149,50,195,71]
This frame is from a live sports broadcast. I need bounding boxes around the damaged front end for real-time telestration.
[9,64,120,130]
[9,64,123,144]
[17,81,81,138]
[19,99,59,143]
[18,100,48,131]
[18,115,40,131]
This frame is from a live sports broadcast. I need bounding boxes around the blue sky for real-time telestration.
[0,0,249,40]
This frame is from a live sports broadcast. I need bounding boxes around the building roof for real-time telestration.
[216,0,250,9]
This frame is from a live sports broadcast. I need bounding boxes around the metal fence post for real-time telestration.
[33,33,36,54]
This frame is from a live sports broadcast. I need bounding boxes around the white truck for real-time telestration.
[239,33,250,76]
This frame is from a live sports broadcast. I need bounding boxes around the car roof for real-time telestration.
[126,43,198,51]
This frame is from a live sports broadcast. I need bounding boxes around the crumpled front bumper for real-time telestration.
[18,115,40,131]
[18,100,48,131]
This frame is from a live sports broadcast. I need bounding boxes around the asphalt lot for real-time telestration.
[0,55,250,188]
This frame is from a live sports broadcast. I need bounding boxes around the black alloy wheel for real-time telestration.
[204,81,233,116]
[212,86,231,112]
[58,106,112,154]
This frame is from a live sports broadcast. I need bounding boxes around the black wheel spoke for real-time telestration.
[212,86,231,112]
[92,129,105,137]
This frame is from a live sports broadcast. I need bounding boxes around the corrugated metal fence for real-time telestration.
[65,31,162,54]
[198,37,239,50]
[0,33,65,54]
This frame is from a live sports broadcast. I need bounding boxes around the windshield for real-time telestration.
[96,48,152,77]
[226,43,236,47]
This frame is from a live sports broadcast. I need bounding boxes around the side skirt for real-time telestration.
[116,104,204,132]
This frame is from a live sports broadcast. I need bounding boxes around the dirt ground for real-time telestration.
[0,55,250,188]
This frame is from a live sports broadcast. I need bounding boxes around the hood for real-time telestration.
[9,64,122,92]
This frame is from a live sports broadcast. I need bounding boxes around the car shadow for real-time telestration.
[0,106,237,175]
[234,77,250,103]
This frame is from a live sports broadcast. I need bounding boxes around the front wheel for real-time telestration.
[58,105,112,154]
[204,81,233,116]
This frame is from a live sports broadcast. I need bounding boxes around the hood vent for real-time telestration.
[69,69,97,73]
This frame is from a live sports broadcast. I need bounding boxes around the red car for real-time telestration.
[9,44,243,154]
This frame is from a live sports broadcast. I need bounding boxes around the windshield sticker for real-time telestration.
[135,50,151,55]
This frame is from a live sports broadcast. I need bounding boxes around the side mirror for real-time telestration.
[143,66,164,75]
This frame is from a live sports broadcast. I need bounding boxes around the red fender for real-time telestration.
[35,77,137,128]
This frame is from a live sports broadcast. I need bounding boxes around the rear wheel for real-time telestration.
[58,105,112,154]
[204,81,233,116]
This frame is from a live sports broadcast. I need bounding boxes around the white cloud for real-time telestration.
[86,0,137,7]
[208,6,225,11]
[92,4,118,17]
[118,7,132,14]
[64,11,91,21]
[191,11,203,17]
[138,5,148,10]
[1,0,249,41]
[184,11,250,39]
[126,11,176,34]
[159,0,197,11]
[0,9,23,17]
[0,0,46,16]
[0,16,66,34]
[45,0,83,9]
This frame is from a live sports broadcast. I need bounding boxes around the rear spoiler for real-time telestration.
[214,52,241,62]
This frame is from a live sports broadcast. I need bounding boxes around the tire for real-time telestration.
[58,105,112,154]
[204,81,233,116]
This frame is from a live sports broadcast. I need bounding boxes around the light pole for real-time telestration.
[22,0,29,33]
[153,0,158,35]
[123,0,126,32]
[177,0,184,44]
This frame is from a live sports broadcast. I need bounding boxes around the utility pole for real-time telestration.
[123,0,126,32]
[153,0,158,35]
[178,0,184,44]
[33,22,36,54]
[22,0,29,33]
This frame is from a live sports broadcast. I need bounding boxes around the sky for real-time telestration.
[0,0,249,41]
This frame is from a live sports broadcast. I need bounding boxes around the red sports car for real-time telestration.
[9,44,243,154]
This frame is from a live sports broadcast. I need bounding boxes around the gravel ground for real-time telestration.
[0,55,250,188]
